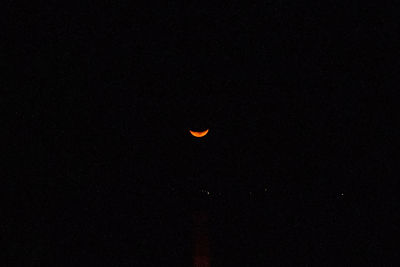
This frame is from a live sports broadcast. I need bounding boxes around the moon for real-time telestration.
[189,129,209,138]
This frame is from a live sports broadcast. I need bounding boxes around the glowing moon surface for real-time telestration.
[189,129,209,138]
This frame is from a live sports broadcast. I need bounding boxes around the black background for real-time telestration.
[4,1,398,266]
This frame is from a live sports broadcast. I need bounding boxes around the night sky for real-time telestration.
[4,2,398,266]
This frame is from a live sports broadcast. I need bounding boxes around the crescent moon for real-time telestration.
[189,129,209,138]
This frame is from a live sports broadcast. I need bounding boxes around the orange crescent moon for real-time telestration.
[189,129,209,138]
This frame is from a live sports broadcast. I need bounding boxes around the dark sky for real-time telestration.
[4,2,398,266]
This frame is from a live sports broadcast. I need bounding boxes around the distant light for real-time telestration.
[337,192,345,199]
[264,188,268,192]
